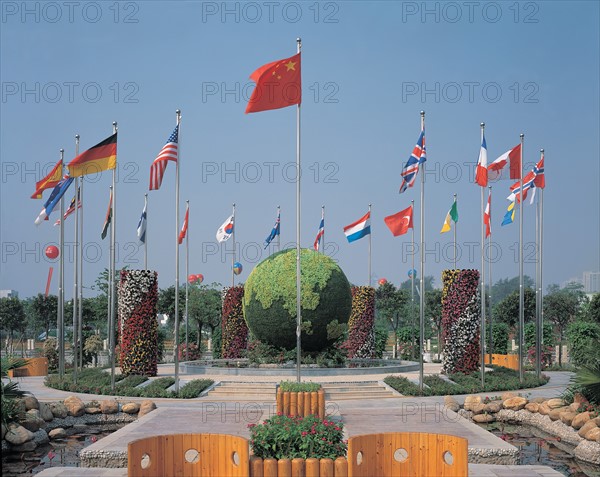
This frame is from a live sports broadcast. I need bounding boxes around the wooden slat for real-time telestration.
[278,458,292,477]
[250,456,264,477]
[263,458,278,477]
[291,458,305,477]
[303,392,311,417]
[320,458,333,477]
[305,457,319,477]
[333,457,347,477]
[276,390,283,415]
[290,393,298,418]
[297,392,304,417]
[310,392,318,416]
[317,390,325,419]
[283,392,291,416]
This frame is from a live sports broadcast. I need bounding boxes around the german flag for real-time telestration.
[31,159,63,199]
[68,133,117,177]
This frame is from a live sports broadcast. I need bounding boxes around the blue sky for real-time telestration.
[1,1,599,298]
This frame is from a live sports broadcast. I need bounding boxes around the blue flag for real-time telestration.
[137,201,147,244]
[264,210,280,248]
[501,201,515,226]
[34,176,74,225]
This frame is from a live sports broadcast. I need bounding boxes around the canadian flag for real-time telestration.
[488,144,521,181]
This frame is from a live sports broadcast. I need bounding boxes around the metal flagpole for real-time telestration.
[539,149,545,353]
[144,193,148,270]
[107,186,113,359]
[537,148,545,378]
[174,110,181,393]
[453,193,457,270]
[185,200,190,362]
[488,186,493,365]
[368,204,372,286]
[296,37,302,383]
[277,205,281,252]
[72,135,80,382]
[231,203,236,287]
[419,110,425,394]
[411,199,415,360]
[321,205,325,254]
[535,175,541,379]
[58,149,65,380]
[479,123,486,386]
[78,176,84,370]
[518,133,525,383]
[110,122,118,391]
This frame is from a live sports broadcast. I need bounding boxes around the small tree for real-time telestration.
[587,293,600,324]
[492,288,536,329]
[375,282,409,358]
[0,297,27,355]
[29,294,58,340]
[425,289,443,359]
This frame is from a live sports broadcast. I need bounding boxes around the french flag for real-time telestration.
[474,133,488,186]
[344,211,371,243]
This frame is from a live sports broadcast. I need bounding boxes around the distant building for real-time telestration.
[583,271,600,294]
[0,290,18,298]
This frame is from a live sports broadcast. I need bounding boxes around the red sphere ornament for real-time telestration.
[378,278,387,286]
[45,245,59,259]
[188,274,196,283]
[196,274,204,284]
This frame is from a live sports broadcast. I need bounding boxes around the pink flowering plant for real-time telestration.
[248,414,346,460]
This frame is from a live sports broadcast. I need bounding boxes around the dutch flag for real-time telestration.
[343,211,371,243]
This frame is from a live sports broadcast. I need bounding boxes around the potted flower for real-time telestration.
[276,381,325,418]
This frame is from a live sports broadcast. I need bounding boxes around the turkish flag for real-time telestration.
[245,53,301,113]
[384,205,413,237]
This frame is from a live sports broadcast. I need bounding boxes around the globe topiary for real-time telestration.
[243,248,352,351]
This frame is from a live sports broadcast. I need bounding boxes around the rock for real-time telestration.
[525,402,540,413]
[569,402,581,412]
[138,400,156,417]
[1,423,6,440]
[538,402,552,415]
[463,395,482,411]
[560,411,577,426]
[31,429,49,446]
[49,402,68,419]
[573,393,589,405]
[122,402,140,414]
[531,397,547,404]
[572,412,591,430]
[73,423,88,432]
[86,407,102,414]
[11,440,37,452]
[38,402,54,421]
[503,397,528,411]
[473,414,495,423]
[23,396,40,410]
[471,403,486,415]
[64,396,86,417]
[20,411,45,432]
[501,392,516,400]
[48,428,66,439]
[578,421,598,438]
[585,427,600,442]
[549,407,568,421]
[546,398,566,409]
[5,423,34,445]
[484,401,502,413]
[100,399,119,414]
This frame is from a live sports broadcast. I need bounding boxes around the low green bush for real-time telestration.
[279,381,321,393]
[383,376,430,396]
[174,379,214,398]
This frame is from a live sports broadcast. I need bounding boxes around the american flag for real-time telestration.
[149,125,179,190]
[53,187,81,226]
[399,130,426,194]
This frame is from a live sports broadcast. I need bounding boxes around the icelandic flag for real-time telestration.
[314,211,325,250]
[216,215,234,242]
[475,133,488,187]
[344,211,371,243]
[137,201,147,244]
[264,210,280,249]
[400,130,426,194]
[34,175,74,225]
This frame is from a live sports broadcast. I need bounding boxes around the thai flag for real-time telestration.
[344,211,371,243]
[400,130,426,194]
[313,212,324,251]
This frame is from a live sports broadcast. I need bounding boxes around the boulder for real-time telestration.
[463,395,482,411]
[549,407,568,421]
[525,402,540,413]
[484,401,502,413]
[585,427,600,442]
[86,407,102,415]
[471,403,486,415]
[1,423,6,440]
[100,399,119,414]
[48,428,67,439]
[501,392,516,400]
[546,398,566,409]
[23,396,40,410]
[5,423,34,445]
[578,421,598,438]
[21,410,45,432]
[503,396,528,411]
[138,400,157,417]
[473,414,495,423]
[538,402,552,416]
[64,396,86,417]
[11,440,37,452]
[531,397,547,404]
[569,402,581,413]
[31,429,49,446]
[573,393,589,405]
[572,412,591,430]
[560,411,577,426]
[38,402,54,421]
[122,402,140,414]
[49,402,68,419]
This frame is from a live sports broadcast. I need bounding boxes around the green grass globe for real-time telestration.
[243,248,352,351]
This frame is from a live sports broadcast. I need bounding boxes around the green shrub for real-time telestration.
[566,321,600,367]
[43,338,59,371]
[491,322,510,355]
[116,375,148,388]
[279,381,321,393]
[175,379,214,398]
[384,376,430,396]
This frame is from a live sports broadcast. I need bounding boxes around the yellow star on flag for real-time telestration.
[285,60,297,71]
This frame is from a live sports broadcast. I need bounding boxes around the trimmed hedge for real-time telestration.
[243,249,352,351]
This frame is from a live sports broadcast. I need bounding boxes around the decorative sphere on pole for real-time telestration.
[45,245,59,259]
[408,269,417,278]
[378,278,387,286]
[196,274,204,284]
[233,262,243,275]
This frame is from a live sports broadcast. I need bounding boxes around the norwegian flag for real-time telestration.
[533,151,545,189]
[149,125,179,190]
[400,130,426,194]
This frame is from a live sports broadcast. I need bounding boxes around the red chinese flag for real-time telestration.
[384,205,413,237]
[245,53,301,114]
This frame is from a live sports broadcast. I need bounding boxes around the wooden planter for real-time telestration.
[276,388,325,419]
[249,456,348,477]
[7,357,48,377]
[484,353,519,370]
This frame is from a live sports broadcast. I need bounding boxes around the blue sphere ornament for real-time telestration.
[408,269,417,278]
[233,262,243,275]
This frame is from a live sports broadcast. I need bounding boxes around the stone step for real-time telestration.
[325,392,397,400]
[320,385,385,392]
